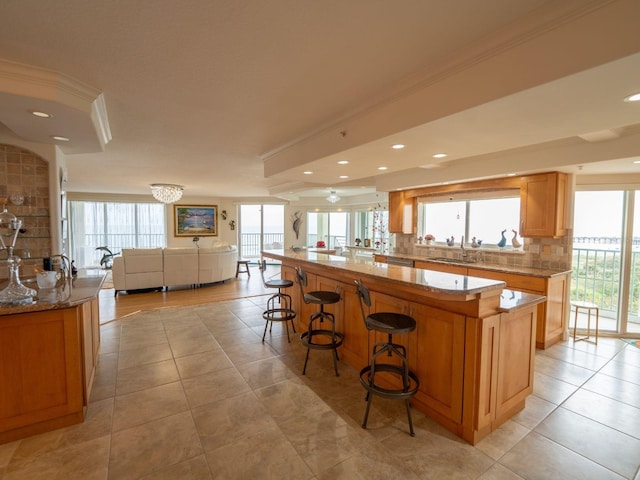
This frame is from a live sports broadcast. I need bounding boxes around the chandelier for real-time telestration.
[150,184,183,204]
[326,190,340,203]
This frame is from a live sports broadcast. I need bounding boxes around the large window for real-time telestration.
[239,204,284,259]
[307,211,349,248]
[69,201,166,268]
[354,209,389,248]
[418,195,520,246]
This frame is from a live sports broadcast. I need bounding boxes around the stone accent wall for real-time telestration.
[0,144,51,278]
[393,231,572,271]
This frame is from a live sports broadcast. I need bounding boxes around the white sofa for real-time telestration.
[112,244,238,295]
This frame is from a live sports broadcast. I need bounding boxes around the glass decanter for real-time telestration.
[0,207,36,305]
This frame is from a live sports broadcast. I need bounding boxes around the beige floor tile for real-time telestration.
[614,345,640,367]
[112,381,189,432]
[181,368,251,408]
[599,358,640,386]
[235,356,300,389]
[475,420,530,461]
[108,411,203,480]
[476,463,525,479]
[538,343,612,371]
[500,432,621,480]
[115,359,180,396]
[192,390,277,452]
[562,388,640,439]
[254,378,331,420]
[117,342,174,370]
[204,425,314,480]
[212,326,262,349]
[201,313,247,335]
[222,340,279,366]
[138,454,211,480]
[174,349,233,379]
[510,394,557,430]
[119,330,169,353]
[535,407,640,478]
[317,441,421,479]
[167,329,220,358]
[532,371,579,405]
[534,354,596,386]
[582,372,640,408]
[5,435,110,480]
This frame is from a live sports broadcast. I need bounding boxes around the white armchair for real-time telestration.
[112,248,164,295]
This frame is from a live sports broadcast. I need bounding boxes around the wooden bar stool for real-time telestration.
[235,259,250,277]
[571,301,599,344]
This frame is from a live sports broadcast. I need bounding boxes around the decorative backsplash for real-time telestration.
[0,144,52,278]
[393,231,572,271]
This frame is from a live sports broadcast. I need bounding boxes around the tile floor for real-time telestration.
[1,296,639,479]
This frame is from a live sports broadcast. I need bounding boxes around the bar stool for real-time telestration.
[355,279,419,436]
[571,301,599,344]
[295,266,344,376]
[259,259,296,342]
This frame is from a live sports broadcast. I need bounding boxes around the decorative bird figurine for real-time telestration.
[512,229,522,249]
[497,229,507,248]
[446,236,455,247]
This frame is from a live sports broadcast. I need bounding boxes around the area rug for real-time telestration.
[623,339,640,349]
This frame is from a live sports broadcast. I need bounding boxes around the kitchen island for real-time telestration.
[263,249,544,444]
[0,271,104,444]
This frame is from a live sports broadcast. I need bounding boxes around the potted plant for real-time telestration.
[424,234,435,245]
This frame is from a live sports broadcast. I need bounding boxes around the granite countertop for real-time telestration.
[0,270,105,316]
[263,249,506,298]
[498,289,546,313]
[378,252,570,278]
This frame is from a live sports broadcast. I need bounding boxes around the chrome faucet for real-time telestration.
[461,235,467,258]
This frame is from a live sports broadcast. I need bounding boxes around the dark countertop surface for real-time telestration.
[0,270,105,316]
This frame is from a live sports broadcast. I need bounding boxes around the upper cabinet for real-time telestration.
[388,191,415,234]
[519,172,568,238]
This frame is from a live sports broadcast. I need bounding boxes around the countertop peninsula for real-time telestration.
[263,248,543,444]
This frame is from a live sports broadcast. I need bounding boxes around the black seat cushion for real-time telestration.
[366,312,416,334]
[304,290,340,305]
[265,279,294,289]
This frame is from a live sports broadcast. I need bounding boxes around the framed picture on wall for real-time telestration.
[174,205,218,237]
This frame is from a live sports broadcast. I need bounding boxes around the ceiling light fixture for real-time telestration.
[150,183,184,204]
[339,175,348,179]
[433,153,447,158]
[303,171,313,175]
[392,144,405,150]
[624,92,640,102]
[50,135,69,141]
[326,190,340,203]
[378,166,388,171]
[31,110,52,118]
[337,160,349,165]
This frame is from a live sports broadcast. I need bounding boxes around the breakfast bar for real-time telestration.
[263,249,545,444]
[0,271,104,444]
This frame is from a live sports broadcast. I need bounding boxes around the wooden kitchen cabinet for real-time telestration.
[467,267,569,349]
[388,191,415,234]
[520,172,568,238]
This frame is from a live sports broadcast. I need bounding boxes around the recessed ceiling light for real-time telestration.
[433,153,447,158]
[337,160,349,165]
[633,160,640,164]
[339,175,348,179]
[624,92,640,102]
[50,135,70,142]
[303,171,313,175]
[378,166,388,171]
[391,144,405,150]
[31,110,52,118]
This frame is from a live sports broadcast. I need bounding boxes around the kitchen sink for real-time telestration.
[430,257,478,264]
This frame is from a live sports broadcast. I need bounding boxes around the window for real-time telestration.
[69,201,166,267]
[307,211,349,248]
[239,204,284,259]
[354,209,389,248]
[418,194,520,246]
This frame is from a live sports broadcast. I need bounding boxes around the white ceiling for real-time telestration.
[0,0,639,202]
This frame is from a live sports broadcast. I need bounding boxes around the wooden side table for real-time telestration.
[236,259,250,277]
[571,301,599,344]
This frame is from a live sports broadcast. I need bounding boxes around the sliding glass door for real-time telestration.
[238,204,284,260]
